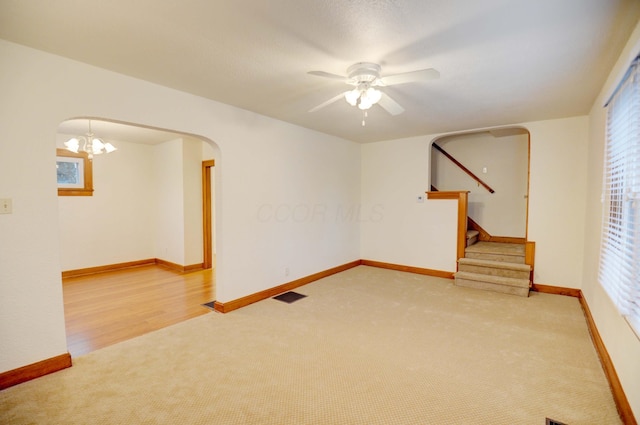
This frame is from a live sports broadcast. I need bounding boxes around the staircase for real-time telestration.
[454,239,531,297]
[466,230,479,247]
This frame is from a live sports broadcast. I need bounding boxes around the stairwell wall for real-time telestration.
[431,132,529,238]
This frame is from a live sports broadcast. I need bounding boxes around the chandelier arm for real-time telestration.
[64,119,116,158]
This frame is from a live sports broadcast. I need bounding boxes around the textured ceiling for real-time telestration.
[1,0,639,143]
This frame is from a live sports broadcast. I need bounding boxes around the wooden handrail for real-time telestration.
[432,143,495,193]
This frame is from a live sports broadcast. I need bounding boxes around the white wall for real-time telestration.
[182,139,204,266]
[582,20,640,419]
[526,116,588,288]
[0,40,360,373]
[220,124,361,301]
[432,132,529,237]
[58,135,207,271]
[361,136,459,272]
[361,116,589,287]
[154,139,187,265]
[57,137,157,270]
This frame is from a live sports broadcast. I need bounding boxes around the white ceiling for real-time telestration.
[1,0,639,144]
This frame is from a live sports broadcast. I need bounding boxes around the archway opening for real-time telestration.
[56,117,221,357]
[430,126,530,239]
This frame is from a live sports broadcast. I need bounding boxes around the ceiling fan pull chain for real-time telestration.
[362,110,367,127]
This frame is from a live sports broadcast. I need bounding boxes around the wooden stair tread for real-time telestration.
[454,271,530,288]
[458,257,530,271]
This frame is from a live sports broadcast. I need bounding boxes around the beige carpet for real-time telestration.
[0,266,620,424]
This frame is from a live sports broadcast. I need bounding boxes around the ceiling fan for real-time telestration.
[307,62,440,117]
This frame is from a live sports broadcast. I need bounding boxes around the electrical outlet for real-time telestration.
[416,195,425,203]
[285,267,290,276]
[0,198,12,214]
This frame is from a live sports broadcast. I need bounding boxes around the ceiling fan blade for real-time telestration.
[308,92,348,113]
[308,71,348,82]
[378,68,440,86]
[377,93,405,116]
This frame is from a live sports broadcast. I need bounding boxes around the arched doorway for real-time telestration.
[56,117,221,356]
[430,127,530,239]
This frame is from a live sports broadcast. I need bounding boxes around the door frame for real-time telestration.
[202,160,215,269]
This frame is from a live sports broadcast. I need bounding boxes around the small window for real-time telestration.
[599,57,640,338]
[56,149,93,196]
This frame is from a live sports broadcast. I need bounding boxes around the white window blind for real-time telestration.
[600,56,640,338]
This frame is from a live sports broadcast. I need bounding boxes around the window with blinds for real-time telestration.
[599,56,640,338]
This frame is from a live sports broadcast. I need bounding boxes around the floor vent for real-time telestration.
[546,418,567,425]
[273,291,307,304]
[202,301,216,310]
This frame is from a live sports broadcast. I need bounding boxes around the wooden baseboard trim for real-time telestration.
[530,283,581,298]
[361,259,454,279]
[0,353,72,390]
[155,259,204,273]
[62,259,156,278]
[486,236,526,244]
[213,260,362,313]
[183,263,205,273]
[63,259,204,278]
[579,293,637,425]
[536,282,638,423]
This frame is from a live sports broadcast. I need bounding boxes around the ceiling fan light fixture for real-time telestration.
[309,62,438,119]
[345,89,360,106]
[358,98,373,110]
[345,86,381,110]
[365,87,382,105]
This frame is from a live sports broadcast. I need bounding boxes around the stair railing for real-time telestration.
[432,143,495,193]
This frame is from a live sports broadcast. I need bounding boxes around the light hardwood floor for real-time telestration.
[63,265,215,358]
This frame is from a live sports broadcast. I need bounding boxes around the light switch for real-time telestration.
[0,198,12,214]
[416,195,425,203]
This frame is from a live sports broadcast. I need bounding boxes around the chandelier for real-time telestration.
[64,120,116,159]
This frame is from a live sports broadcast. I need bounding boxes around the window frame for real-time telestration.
[599,56,640,339]
[56,148,93,196]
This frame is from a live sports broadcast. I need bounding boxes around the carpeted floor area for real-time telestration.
[0,266,620,424]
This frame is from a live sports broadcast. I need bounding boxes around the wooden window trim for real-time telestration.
[56,149,94,196]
